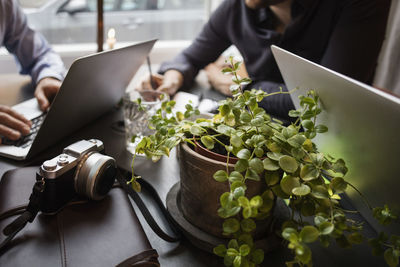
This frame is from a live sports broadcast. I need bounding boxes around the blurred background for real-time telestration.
[20,0,208,44]
[0,0,223,72]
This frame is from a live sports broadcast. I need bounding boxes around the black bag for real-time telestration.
[0,166,160,267]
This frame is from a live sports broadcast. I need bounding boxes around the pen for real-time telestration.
[146,56,157,89]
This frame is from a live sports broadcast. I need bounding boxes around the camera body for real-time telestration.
[37,139,117,214]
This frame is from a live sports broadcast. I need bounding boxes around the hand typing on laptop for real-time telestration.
[0,77,61,145]
[0,105,32,142]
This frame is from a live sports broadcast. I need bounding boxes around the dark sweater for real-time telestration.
[159,0,391,120]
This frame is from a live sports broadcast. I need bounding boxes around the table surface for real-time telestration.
[0,73,387,267]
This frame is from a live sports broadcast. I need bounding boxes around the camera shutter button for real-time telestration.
[57,154,69,166]
[43,160,57,171]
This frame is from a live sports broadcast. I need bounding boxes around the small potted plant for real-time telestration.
[129,57,399,267]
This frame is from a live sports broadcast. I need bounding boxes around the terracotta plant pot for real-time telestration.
[193,139,238,164]
[177,142,274,239]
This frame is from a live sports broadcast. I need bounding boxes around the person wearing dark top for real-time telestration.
[137,0,391,120]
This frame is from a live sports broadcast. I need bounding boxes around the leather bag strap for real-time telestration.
[0,178,45,254]
[115,170,181,243]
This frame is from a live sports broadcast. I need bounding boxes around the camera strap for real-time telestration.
[115,170,181,243]
[0,178,45,253]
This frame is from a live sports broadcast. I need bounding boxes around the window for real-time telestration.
[22,0,208,44]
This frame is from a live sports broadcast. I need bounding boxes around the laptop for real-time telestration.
[0,39,157,160]
[271,45,400,232]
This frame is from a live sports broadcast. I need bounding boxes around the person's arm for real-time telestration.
[3,0,65,84]
[3,0,65,111]
[248,81,295,123]
[320,0,391,84]
[158,0,234,92]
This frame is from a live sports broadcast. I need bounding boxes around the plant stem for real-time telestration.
[338,207,360,214]
[211,135,227,147]
[226,149,231,174]
[347,182,373,210]
[329,198,335,224]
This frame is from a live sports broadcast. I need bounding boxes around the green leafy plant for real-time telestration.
[130,57,399,266]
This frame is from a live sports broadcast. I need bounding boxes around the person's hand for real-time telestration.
[0,105,32,143]
[34,77,62,111]
[136,70,183,96]
[204,62,233,96]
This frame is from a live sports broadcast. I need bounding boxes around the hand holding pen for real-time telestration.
[135,56,184,96]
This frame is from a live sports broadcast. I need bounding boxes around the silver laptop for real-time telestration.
[0,39,156,160]
[271,45,400,232]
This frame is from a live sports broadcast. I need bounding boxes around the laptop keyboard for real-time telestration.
[1,113,46,148]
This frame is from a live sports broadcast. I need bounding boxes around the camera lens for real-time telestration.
[95,164,117,196]
[75,152,117,200]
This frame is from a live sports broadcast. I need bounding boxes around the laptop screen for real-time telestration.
[271,45,400,233]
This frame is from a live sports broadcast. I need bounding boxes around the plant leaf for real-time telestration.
[319,221,334,235]
[254,147,264,157]
[280,175,300,195]
[239,244,251,257]
[220,192,232,207]
[348,232,363,244]
[237,149,251,160]
[233,255,242,267]
[216,124,234,136]
[300,164,320,181]
[251,248,264,265]
[241,218,256,233]
[233,187,245,199]
[225,113,236,126]
[235,159,248,172]
[213,244,227,257]
[190,125,205,136]
[384,248,399,267]
[312,185,330,199]
[282,227,299,241]
[265,171,280,186]
[301,119,314,130]
[250,195,263,208]
[229,171,244,182]
[245,168,260,181]
[315,124,328,133]
[292,184,311,196]
[213,170,228,182]
[279,155,299,173]
[200,136,215,150]
[295,244,312,264]
[240,112,252,123]
[330,177,347,193]
[230,134,242,147]
[223,218,240,234]
[249,158,264,174]
[287,134,307,148]
[300,226,319,243]
[263,158,280,171]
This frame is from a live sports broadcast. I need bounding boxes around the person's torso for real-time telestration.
[226,0,344,83]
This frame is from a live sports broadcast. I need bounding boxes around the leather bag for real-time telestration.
[0,166,159,267]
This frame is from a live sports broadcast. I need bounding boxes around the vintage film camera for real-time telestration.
[37,139,117,214]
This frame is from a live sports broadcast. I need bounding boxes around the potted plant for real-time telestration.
[129,57,399,267]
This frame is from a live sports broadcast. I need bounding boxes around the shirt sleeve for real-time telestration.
[158,0,233,89]
[2,0,66,85]
[247,81,295,123]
